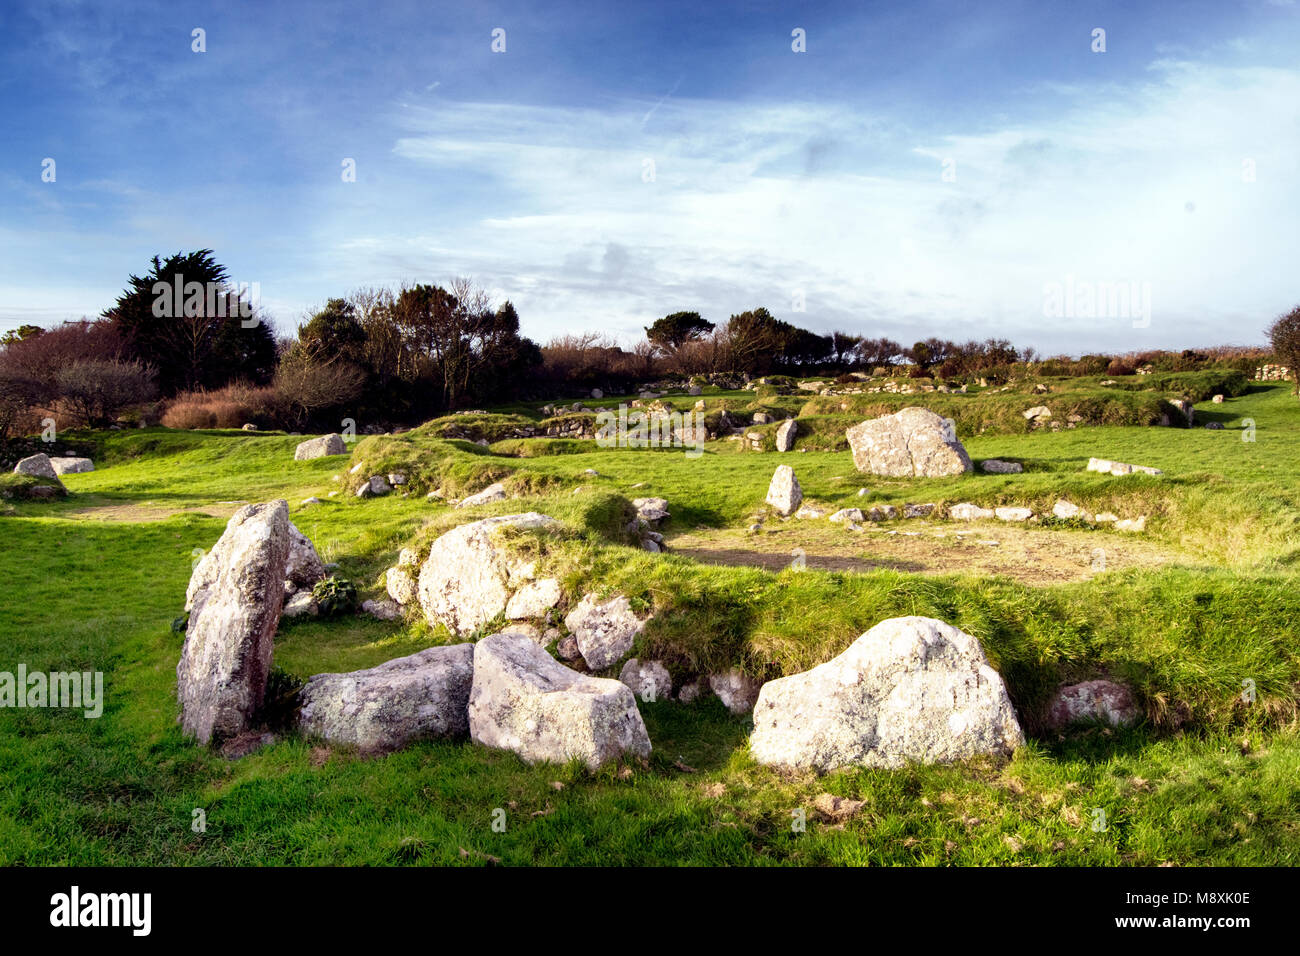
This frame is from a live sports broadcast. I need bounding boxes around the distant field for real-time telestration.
[2,378,1298,865]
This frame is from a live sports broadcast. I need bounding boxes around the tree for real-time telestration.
[645,312,714,352]
[0,325,43,347]
[103,249,277,395]
[855,337,903,368]
[1268,306,1300,394]
[722,308,786,375]
[829,331,863,368]
[298,299,368,368]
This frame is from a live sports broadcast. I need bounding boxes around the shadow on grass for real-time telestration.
[640,698,752,772]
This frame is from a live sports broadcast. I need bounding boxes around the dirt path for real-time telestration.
[668,520,1181,585]
[61,499,249,523]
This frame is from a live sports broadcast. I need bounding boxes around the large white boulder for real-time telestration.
[846,407,972,478]
[295,644,475,751]
[468,633,651,769]
[749,616,1024,772]
[177,501,291,745]
[417,513,562,636]
[13,453,62,483]
[294,434,347,460]
[49,456,94,474]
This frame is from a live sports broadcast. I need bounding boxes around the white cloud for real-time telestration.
[303,56,1300,352]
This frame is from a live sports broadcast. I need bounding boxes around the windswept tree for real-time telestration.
[0,325,44,347]
[298,298,369,369]
[103,249,277,395]
[721,307,786,375]
[645,311,714,352]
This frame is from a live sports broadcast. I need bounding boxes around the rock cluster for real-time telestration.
[417,513,563,636]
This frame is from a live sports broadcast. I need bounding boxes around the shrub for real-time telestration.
[311,576,358,618]
[161,383,283,430]
[54,358,157,427]
[274,354,365,429]
[1106,358,1136,376]
[0,360,52,441]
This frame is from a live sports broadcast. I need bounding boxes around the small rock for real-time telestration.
[49,456,94,475]
[458,482,508,508]
[619,659,673,702]
[282,592,319,618]
[708,668,763,715]
[1051,500,1091,521]
[505,578,562,620]
[981,459,1023,474]
[1086,457,1162,477]
[361,598,403,621]
[829,508,865,523]
[994,507,1033,522]
[564,594,648,671]
[1046,680,1140,729]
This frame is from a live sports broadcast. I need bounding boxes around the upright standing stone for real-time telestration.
[775,419,798,452]
[765,465,803,515]
[177,500,291,745]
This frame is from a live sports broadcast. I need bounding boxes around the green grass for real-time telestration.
[2,380,1299,864]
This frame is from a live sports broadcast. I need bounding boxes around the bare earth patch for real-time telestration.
[668,521,1181,585]
[63,499,249,523]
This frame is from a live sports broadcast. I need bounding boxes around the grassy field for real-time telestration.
[2,378,1298,865]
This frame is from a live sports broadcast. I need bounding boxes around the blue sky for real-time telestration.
[2,0,1298,353]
